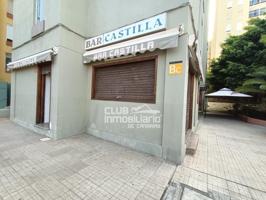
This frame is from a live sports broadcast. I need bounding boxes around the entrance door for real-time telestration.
[186,71,194,131]
[36,63,51,125]
[44,74,51,123]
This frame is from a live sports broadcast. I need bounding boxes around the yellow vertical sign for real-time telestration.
[169,62,183,75]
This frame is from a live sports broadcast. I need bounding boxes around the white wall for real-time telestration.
[11,67,37,124]
[87,0,188,36]
[13,0,60,48]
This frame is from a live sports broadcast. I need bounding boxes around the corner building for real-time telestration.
[8,0,208,164]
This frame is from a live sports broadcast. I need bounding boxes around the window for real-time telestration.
[226,9,232,21]
[35,0,44,22]
[261,7,266,15]
[6,24,13,46]
[237,22,243,31]
[7,0,13,15]
[227,0,233,8]
[225,24,231,32]
[5,53,12,71]
[92,57,157,103]
[249,9,260,17]
[250,0,266,6]
[249,8,266,17]
[6,25,13,41]
[32,0,45,37]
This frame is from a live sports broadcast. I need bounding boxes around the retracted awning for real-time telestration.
[83,28,180,64]
[7,47,58,71]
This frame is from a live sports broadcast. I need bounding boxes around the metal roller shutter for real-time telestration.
[92,58,156,103]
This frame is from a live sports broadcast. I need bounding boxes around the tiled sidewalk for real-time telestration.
[172,115,266,200]
[1,116,266,200]
[0,119,176,200]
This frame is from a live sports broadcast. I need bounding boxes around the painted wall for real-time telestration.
[10,26,61,137]
[11,0,88,138]
[87,0,188,37]
[85,7,192,163]
[0,82,8,108]
[162,34,189,163]
[13,0,60,48]
[60,0,88,37]
[0,0,12,82]
[11,67,37,124]
[87,51,166,157]
[54,27,88,139]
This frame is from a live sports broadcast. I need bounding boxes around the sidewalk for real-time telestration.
[170,115,266,200]
[1,116,266,200]
[0,119,176,200]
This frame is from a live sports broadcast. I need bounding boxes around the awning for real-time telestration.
[206,88,252,98]
[83,28,180,64]
[7,47,58,71]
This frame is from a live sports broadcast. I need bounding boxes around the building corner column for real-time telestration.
[162,35,189,164]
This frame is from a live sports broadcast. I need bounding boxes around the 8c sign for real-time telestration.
[169,61,183,75]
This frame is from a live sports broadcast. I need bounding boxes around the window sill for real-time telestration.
[32,20,45,38]
[91,98,156,104]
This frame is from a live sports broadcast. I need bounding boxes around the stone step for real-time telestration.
[186,133,199,155]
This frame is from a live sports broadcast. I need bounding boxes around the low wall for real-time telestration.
[239,114,266,127]
[0,82,10,109]
[0,107,10,118]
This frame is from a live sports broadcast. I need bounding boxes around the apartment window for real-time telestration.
[7,0,13,18]
[227,0,233,8]
[249,9,260,17]
[226,9,232,21]
[6,25,13,40]
[6,24,13,46]
[225,24,231,32]
[237,22,243,31]
[261,7,266,15]
[250,0,257,6]
[92,57,157,103]
[250,0,266,6]
[35,0,45,22]
[5,53,12,71]
[249,8,266,17]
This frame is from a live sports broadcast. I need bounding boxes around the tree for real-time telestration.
[237,34,266,95]
[208,18,266,94]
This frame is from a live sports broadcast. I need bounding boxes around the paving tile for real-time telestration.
[1,120,178,199]
[1,115,266,200]
[173,116,266,200]
[182,187,211,200]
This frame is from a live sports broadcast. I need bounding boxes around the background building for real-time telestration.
[0,0,13,109]
[249,0,266,18]
[0,0,13,83]
[209,0,266,63]
[209,0,249,62]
